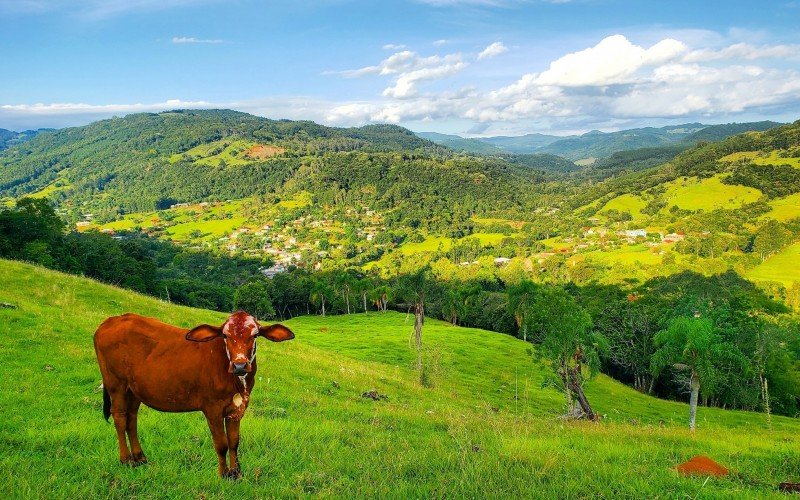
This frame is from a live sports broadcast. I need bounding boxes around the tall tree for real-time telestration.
[395,267,438,384]
[651,316,748,431]
[526,286,602,420]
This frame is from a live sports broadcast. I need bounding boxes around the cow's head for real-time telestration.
[185,311,294,375]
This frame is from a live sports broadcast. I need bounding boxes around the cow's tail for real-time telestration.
[102,386,111,422]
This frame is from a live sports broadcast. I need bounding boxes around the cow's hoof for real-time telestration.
[222,467,242,480]
[131,454,148,466]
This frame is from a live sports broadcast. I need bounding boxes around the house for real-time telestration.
[662,232,685,243]
[260,264,288,278]
[621,229,647,238]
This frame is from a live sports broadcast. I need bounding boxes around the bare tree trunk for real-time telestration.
[569,366,596,421]
[414,301,424,374]
[321,296,326,317]
[363,292,368,313]
[761,375,772,429]
[688,370,700,431]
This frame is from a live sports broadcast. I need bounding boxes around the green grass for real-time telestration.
[165,217,246,241]
[169,140,266,167]
[581,244,664,266]
[600,193,647,219]
[719,150,800,169]
[661,175,762,212]
[748,242,800,286]
[276,191,312,209]
[1,259,798,498]
[764,193,800,222]
[752,150,800,169]
[400,235,452,254]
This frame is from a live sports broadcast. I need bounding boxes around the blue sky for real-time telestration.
[1,0,799,135]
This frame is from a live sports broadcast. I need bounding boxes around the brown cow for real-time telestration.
[94,311,294,478]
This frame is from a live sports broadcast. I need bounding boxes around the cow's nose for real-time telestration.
[232,362,247,374]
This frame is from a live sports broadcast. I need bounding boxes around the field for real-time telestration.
[764,193,800,222]
[661,175,762,212]
[168,140,283,167]
[1,260,798,498]
[748,242,800,286]
[719,150,800,169]
[600,193,647,219]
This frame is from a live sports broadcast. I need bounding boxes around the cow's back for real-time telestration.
[94,313,235,412]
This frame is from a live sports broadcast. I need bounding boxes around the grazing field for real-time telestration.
[752,150,800,169]
[765,193,800,222]
[661,175,762,212]
[399,235,452,254]
[600,193,647,219]
[1,260,798,498]
[168,140,274,167]
[748,242,800,286]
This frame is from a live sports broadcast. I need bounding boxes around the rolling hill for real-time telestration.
[419,121,783,161]
[1,259,797,497]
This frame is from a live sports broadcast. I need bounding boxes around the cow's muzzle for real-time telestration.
[230,362,250,375]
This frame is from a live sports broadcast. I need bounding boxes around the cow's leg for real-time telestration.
[125,394,146,465]
[109,388,132,464]
[225,418,242,478]
[203,409,233,478]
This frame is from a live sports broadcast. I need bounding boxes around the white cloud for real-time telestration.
[433,39,448,46]
[172,36,225,44]
[330,49,469,98]
[382,43,407,50]
[477,41,508,60]
[683,42,800,63]
[324,33,800,128]
[533,34,687,86]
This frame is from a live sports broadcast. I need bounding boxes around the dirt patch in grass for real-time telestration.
[676,456,729,477]
[245,145,285,160]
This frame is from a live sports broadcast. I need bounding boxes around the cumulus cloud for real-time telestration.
[533,35,687,86]
[172,36,225,44]
[477,41,508,60]
[329,49,469,98]
[325,33,800,128]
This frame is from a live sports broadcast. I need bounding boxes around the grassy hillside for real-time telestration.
[1,259,798,497]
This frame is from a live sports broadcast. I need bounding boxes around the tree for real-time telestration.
[395,267,438,385]
[526,286,602,420]
[233,280,275,320]
[507,280,539,342]
[309,280,331,317]
[651,316,748,431]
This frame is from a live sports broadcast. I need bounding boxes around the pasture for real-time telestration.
[748,242,800,287]
[661,175,762,212]
[0,260,798,498]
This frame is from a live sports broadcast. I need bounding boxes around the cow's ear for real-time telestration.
[185,324,223,342]
[259,323,295,342]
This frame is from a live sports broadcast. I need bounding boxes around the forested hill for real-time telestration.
[0,127,47,151]
[420,121,783,160]
[0,109,549,228]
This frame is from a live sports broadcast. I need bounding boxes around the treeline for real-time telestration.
[0,198,261,311]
